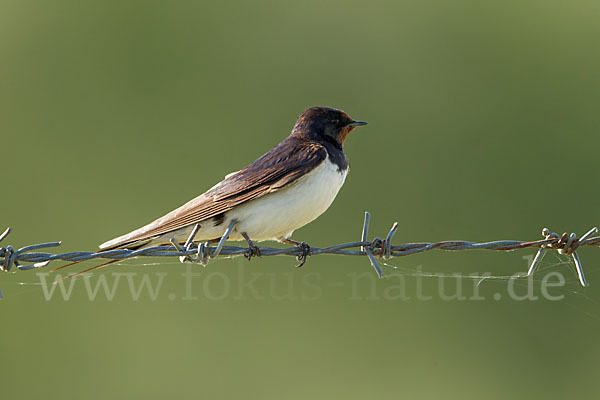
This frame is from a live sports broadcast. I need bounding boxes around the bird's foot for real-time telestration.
[244,243,261,260]
[279,238,311,267]
[242,232,261,261]
[295,242,311,268]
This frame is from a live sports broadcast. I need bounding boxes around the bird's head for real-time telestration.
[291,106,367,146]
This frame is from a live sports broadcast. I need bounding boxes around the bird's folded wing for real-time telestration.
[100,139,327,249]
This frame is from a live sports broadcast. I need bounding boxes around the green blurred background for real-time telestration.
[2,0,600,398]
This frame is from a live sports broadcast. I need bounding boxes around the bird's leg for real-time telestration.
[279,238,311,268]
[241,232,261,260]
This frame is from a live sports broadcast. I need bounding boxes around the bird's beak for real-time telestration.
[349,120,368,126]
[340,120,366,143]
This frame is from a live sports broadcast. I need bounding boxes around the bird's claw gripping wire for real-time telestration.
[239,231,262,261]
[295,242,311,268]
[244,243,261,260]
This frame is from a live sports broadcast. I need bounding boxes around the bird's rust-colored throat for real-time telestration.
[339,125,357,144]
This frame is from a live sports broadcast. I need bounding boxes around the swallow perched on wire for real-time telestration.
[55,106,366,279]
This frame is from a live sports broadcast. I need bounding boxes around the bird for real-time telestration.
[54,106,366,280]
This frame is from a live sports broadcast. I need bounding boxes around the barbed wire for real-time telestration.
[1,212,599,288]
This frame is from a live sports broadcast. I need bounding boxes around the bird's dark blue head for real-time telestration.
[291,106,367,146]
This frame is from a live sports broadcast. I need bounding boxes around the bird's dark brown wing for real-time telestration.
[99,138,328,249]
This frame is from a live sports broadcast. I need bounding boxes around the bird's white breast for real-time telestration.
[228,156,348,241]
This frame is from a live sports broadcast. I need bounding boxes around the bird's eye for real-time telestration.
[331,118,339,125]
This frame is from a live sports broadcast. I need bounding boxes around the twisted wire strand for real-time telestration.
[1,213,599,287]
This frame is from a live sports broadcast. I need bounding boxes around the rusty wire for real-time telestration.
[1,212,599,287]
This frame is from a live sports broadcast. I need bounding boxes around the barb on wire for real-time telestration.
[1,213,599,288]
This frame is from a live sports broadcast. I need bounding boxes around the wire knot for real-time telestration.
[170,240,210,266]
[1,245,17,272]
[540,227,598,255]
[527,226,598,287]
[191,242,210,266]
[370,237,383,252]
[381,222,398,260]
[0,228,18,272]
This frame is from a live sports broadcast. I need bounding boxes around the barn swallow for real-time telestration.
[55,106,366,279]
